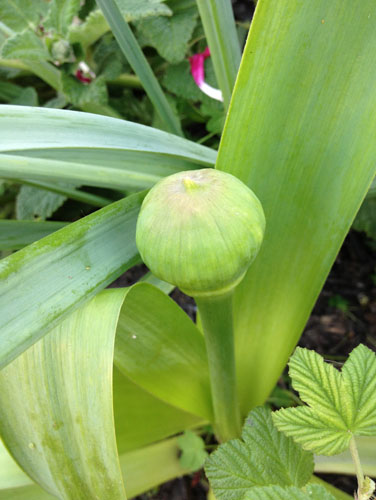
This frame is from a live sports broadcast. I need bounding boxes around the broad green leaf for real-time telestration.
[44,0,80,36]
[61,73,108,107]
[272,346,376,455]
[195,0,240,109]
[8,87,38,106]
[117,0,171,21]
[0,191,144,369]
[272,407,350,457]
[1,31,50,61]
[163,61,203,101]
[114,283,213,420]
[119,437,191,497]
[243,485,335,500]
[0,484,53,499]
[113,368,202,455]
[216,0,376,414]
[69,10,108,47]
[0,220,67,250]
[69,1,171,48]
[177,431,208,472]
[0,81,38,106]
[314,437,376,478]
[0,0,48,31]
[135,2,198,63]
[0,291,128,499]
[205,407,313,500]
[16,185,67,220]
[0,441,34,489]
[342,345,376,434]
[0,106,216,174]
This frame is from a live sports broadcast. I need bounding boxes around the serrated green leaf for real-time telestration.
[163,61,203,100]
[353,197,376,242]
[136,4,198,63]
[0,0,48,31]
[273,345,376,455]
[177,431,208,471]
[342,344,376,435]
[1,30,50,61]
[69,1,171,47]
[205,407,313,500]
[117,0,172,20]
[61,73,108,107]
[44,0,81,36]
[243,484,335,500]
[16,185,67,220]
[69,10,108,47]
[93,34,130,80]
[272,407,351,456]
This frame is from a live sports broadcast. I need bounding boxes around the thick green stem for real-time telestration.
[195,291,241,442]
[349,436,365,496]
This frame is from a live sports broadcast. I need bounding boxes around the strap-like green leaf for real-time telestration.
[273,345,376,455]
[0,288,202,498]
[0,192,144,369]
[0,291,128,499]
[97,0,182,136]
[215,0,376,415]
[115,283,213,420]
[205,407,313,500]
[0,105,216,165]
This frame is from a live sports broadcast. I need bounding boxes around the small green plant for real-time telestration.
[206,344,376,500]
[328,294,350,313]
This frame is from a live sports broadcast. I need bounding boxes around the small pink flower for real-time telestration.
[75,62,96,84]
[189,47,223,102]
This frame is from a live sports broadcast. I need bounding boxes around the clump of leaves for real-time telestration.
[206,345,376,500]
[205,406,330,500]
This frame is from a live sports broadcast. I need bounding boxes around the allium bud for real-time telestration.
[136,169,265,297]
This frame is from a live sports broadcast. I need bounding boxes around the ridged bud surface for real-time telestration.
[136,169,265,297]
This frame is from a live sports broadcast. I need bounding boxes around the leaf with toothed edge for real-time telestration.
[272,345,376,456]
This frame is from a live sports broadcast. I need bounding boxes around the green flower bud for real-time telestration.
[136,168,265,297]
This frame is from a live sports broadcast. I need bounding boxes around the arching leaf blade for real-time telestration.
[114,283,213,421]
[0,191,144,369]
